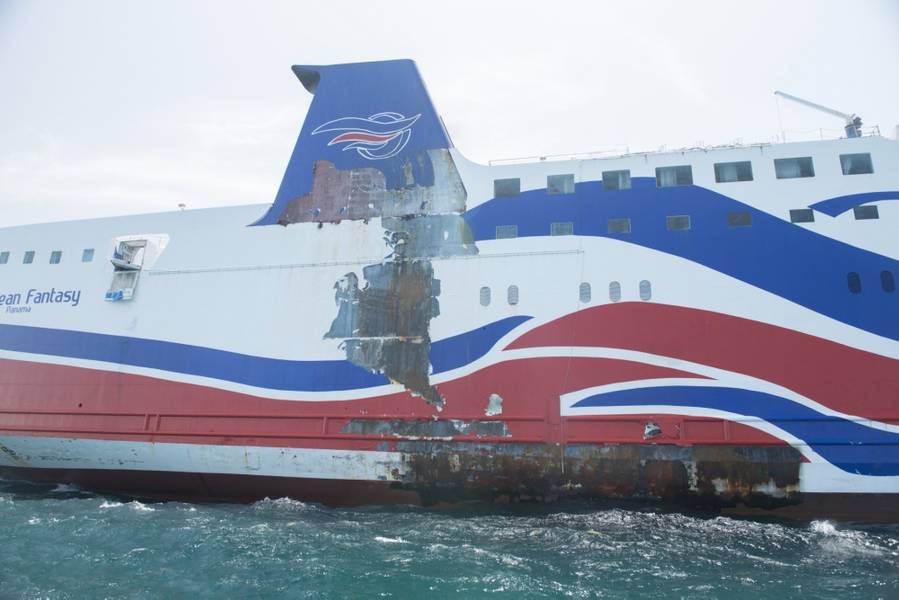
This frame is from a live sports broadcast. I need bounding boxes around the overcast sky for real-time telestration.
[1,0,897,227]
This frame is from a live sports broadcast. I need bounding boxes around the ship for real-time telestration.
[1,59,897,520]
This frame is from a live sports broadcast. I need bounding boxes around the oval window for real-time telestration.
[507,285,519,305]
[639,280,652,301]
[579,282,591,303]
[609,281,621,302]
[480,286,491,306]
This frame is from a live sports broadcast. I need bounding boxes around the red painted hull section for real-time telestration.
[0,355,787,448]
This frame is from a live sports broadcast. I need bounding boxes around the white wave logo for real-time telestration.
[311,112,420,160]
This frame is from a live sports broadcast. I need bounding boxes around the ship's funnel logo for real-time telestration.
[311,112,421,160]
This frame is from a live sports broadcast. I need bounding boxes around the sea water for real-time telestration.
[1,478,896,599]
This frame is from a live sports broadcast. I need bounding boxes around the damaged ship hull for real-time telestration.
[2,60,898,521]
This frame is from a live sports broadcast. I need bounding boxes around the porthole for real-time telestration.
[609,281,621,302]
[507,285,519,305]
[579,282,592,303]
[882,271,895,293]
[639,280,652,301]
[480,286,491,306]
[847,272,862,294]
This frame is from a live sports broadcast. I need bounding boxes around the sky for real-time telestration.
[1,0,897,227]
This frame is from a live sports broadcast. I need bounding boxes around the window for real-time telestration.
[774,157,815,179]
[639,280,652,301]
[882,271,896,293]
[840,153,873,175]
[727,211,752,227]
[547,174,575,195]
[790,209,815,223]
[494,178,520,197]
[714,161,753,183]
[847,272,862,294]
[579,282,591,303]
[656,165,693,187]
[854,205,879,220]
[507,285,519,305]
[666,215,691,231]
[82,248,95,262]
[609,281,621,302]
[23,251,35,264]
[496,225,518,239]
[551,222,573,236]
[479,286,491,306]
[0,251,8,265]
[602,170,631,191]
[608,218,631,234]
[49,251,62,264]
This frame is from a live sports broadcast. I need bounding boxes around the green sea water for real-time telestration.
[1,478,896,599]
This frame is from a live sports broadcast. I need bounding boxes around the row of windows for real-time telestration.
[847,271,895,294]
[493,205,880,239]
[479,280,653,306]
[494,152,875,196]
[0,249,95,266]
[479,271,892,302]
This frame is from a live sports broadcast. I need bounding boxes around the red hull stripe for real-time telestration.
[0,355,786,448]
[508,302,899,421]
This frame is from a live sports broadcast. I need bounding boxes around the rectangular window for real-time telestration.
[494,178,520,197]
[82,248,95,262]
[550,222,573,236]
[0,251,8,265]
[607,218,631,234]
[789,209,815,223]
[727,211,752,227]
[656,165,693,187]
[23,251,35,264]
[666,215,691,231]
[547,174,575,195]
[840,153,874,175]
[854,205,879,220]
[774,157,815,179]
[714,161,753,183]
[495,225,519,239]
[602,170,631,191]
[49,250,62,264]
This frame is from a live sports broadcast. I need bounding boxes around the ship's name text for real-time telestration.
[1,288,82,313]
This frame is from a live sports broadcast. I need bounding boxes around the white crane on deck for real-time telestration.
[774,90,863,138]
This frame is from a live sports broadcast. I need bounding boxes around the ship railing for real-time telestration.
[487,126,883,166]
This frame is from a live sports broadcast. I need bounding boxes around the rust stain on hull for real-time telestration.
[397,442,802,511]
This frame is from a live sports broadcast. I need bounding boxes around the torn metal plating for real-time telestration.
[276,149,477,409]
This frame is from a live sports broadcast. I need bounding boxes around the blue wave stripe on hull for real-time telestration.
[811,191,899,216]
[464,179,899,341]
[572,385,899,476]
[0,316,530,393]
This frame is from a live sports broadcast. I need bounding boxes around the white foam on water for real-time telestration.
[128,501,155,512]
[254,497,312,512]
[51,483,80,493]
[810,520,838,535]
[810,520,887,557]
[374,536,409,544]
[99,500,123,509]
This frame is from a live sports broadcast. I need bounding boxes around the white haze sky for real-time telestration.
[1,0,897,227]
